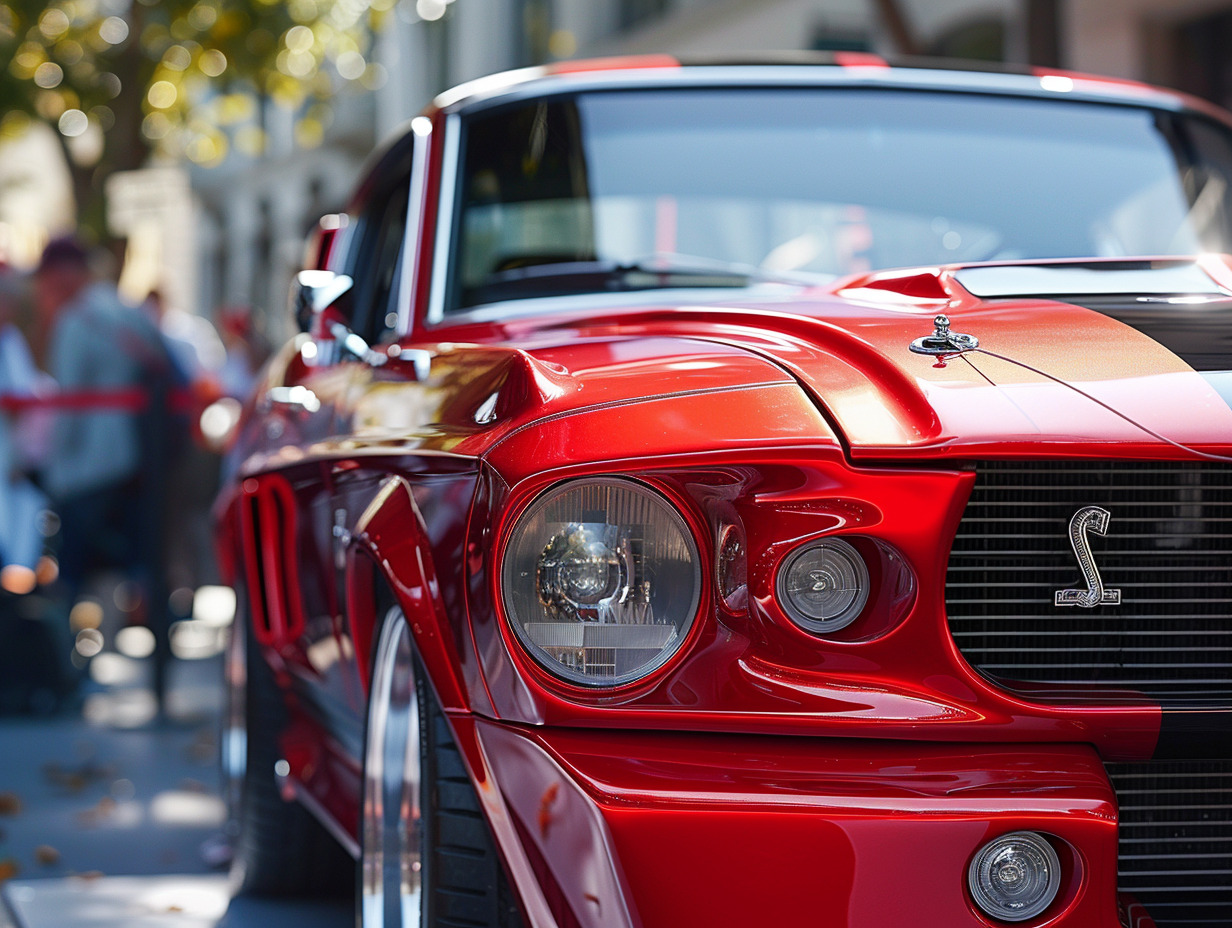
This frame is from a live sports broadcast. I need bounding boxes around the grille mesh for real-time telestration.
[1108,760,1232,928]
[945,461,1232,706]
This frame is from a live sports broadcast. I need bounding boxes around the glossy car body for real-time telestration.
[217,56,1232,928]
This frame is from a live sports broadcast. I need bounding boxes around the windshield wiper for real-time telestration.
[618,252,834,287]
[468,253,832,304]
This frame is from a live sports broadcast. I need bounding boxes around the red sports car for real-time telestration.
[217,56,1232,928]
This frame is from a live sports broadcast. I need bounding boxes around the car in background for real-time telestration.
[217,55,1232,928]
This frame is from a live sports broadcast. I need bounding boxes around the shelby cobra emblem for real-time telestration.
[1055,506,1122,608]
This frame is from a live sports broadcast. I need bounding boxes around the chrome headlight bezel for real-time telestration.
[499,477,703,688]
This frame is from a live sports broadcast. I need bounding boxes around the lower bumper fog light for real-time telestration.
[968,832,1060,923]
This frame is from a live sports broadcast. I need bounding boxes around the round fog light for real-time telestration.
[776,538,869,634]
[968,832,1060,923]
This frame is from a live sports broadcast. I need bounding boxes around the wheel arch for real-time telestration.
[346,474,572,928]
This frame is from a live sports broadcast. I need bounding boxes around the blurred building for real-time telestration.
[1067,1,1232,112]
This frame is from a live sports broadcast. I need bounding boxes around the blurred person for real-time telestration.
[33,237,188,713]
[143,287,227,389]
[217,304,270,400]
[0,266,48,585]
[143,287,228,598]
[0,265,74,714]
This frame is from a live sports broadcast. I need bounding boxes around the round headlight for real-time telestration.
[776,538,869,634]
[501,479,701,687]
[968,832,1061,923]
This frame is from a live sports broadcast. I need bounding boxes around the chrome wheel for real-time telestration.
[361,611,423,928]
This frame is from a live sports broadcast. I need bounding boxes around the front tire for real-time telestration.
[227,617,352,896]
[361,608,523,928]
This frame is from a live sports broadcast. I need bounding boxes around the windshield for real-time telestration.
[446,87,1232,313]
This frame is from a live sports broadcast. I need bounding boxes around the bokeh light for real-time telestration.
[33,62,64,89]
[99,16,129,45]
[38,8,70,40]
[58,108,88,137]
[70,599,104,631]
[147,80,178,109]
[199,49,227,76]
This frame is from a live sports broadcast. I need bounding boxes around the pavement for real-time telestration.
[0,648,352,927]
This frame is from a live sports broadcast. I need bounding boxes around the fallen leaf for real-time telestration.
[34,845,60,866]
[0,792,21,815]
[76,795,118,826]
[43,761,116,793]
[0,858,18,882]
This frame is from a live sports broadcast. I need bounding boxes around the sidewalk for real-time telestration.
[0,651,350,927]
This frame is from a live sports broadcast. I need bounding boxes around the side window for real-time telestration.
[452,100,595,311]
[348,172,412,345]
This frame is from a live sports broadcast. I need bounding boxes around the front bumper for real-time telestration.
[464,721,1124,928]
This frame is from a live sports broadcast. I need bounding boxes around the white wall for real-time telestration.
[1065,0,1231,81]
[0,123,75,268]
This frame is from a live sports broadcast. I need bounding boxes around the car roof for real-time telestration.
[430,53,1206,119]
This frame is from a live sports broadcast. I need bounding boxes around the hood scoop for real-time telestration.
[952,260,1227,300]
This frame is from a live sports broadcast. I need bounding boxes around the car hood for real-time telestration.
[499,258,1232,461]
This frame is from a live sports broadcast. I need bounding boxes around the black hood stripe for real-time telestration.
[1057,296,1232,418]
[1057,295,1232,373]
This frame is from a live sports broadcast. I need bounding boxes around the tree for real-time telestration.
[0,0,393,239]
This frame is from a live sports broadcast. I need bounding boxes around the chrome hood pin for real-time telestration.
[910,313,979,355]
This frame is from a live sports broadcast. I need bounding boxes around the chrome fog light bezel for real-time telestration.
[968,831,1062,923]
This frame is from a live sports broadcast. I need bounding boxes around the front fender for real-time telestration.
[347,473,486,715]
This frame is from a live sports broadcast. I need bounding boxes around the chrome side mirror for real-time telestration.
[291,269,354,333]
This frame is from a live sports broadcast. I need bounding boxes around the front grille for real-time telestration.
[1108,760,1232,928]
[946,461,1232,706]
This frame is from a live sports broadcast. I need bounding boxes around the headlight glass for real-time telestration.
[501,479,701,687]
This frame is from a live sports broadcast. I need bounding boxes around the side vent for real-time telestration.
[238,476,306,647]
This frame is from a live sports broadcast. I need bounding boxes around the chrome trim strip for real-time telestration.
[396,116,434,337]
[436,65,1189,118]
[426,113,461,326]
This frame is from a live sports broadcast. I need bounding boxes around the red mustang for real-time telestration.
[217,56,1232,928]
